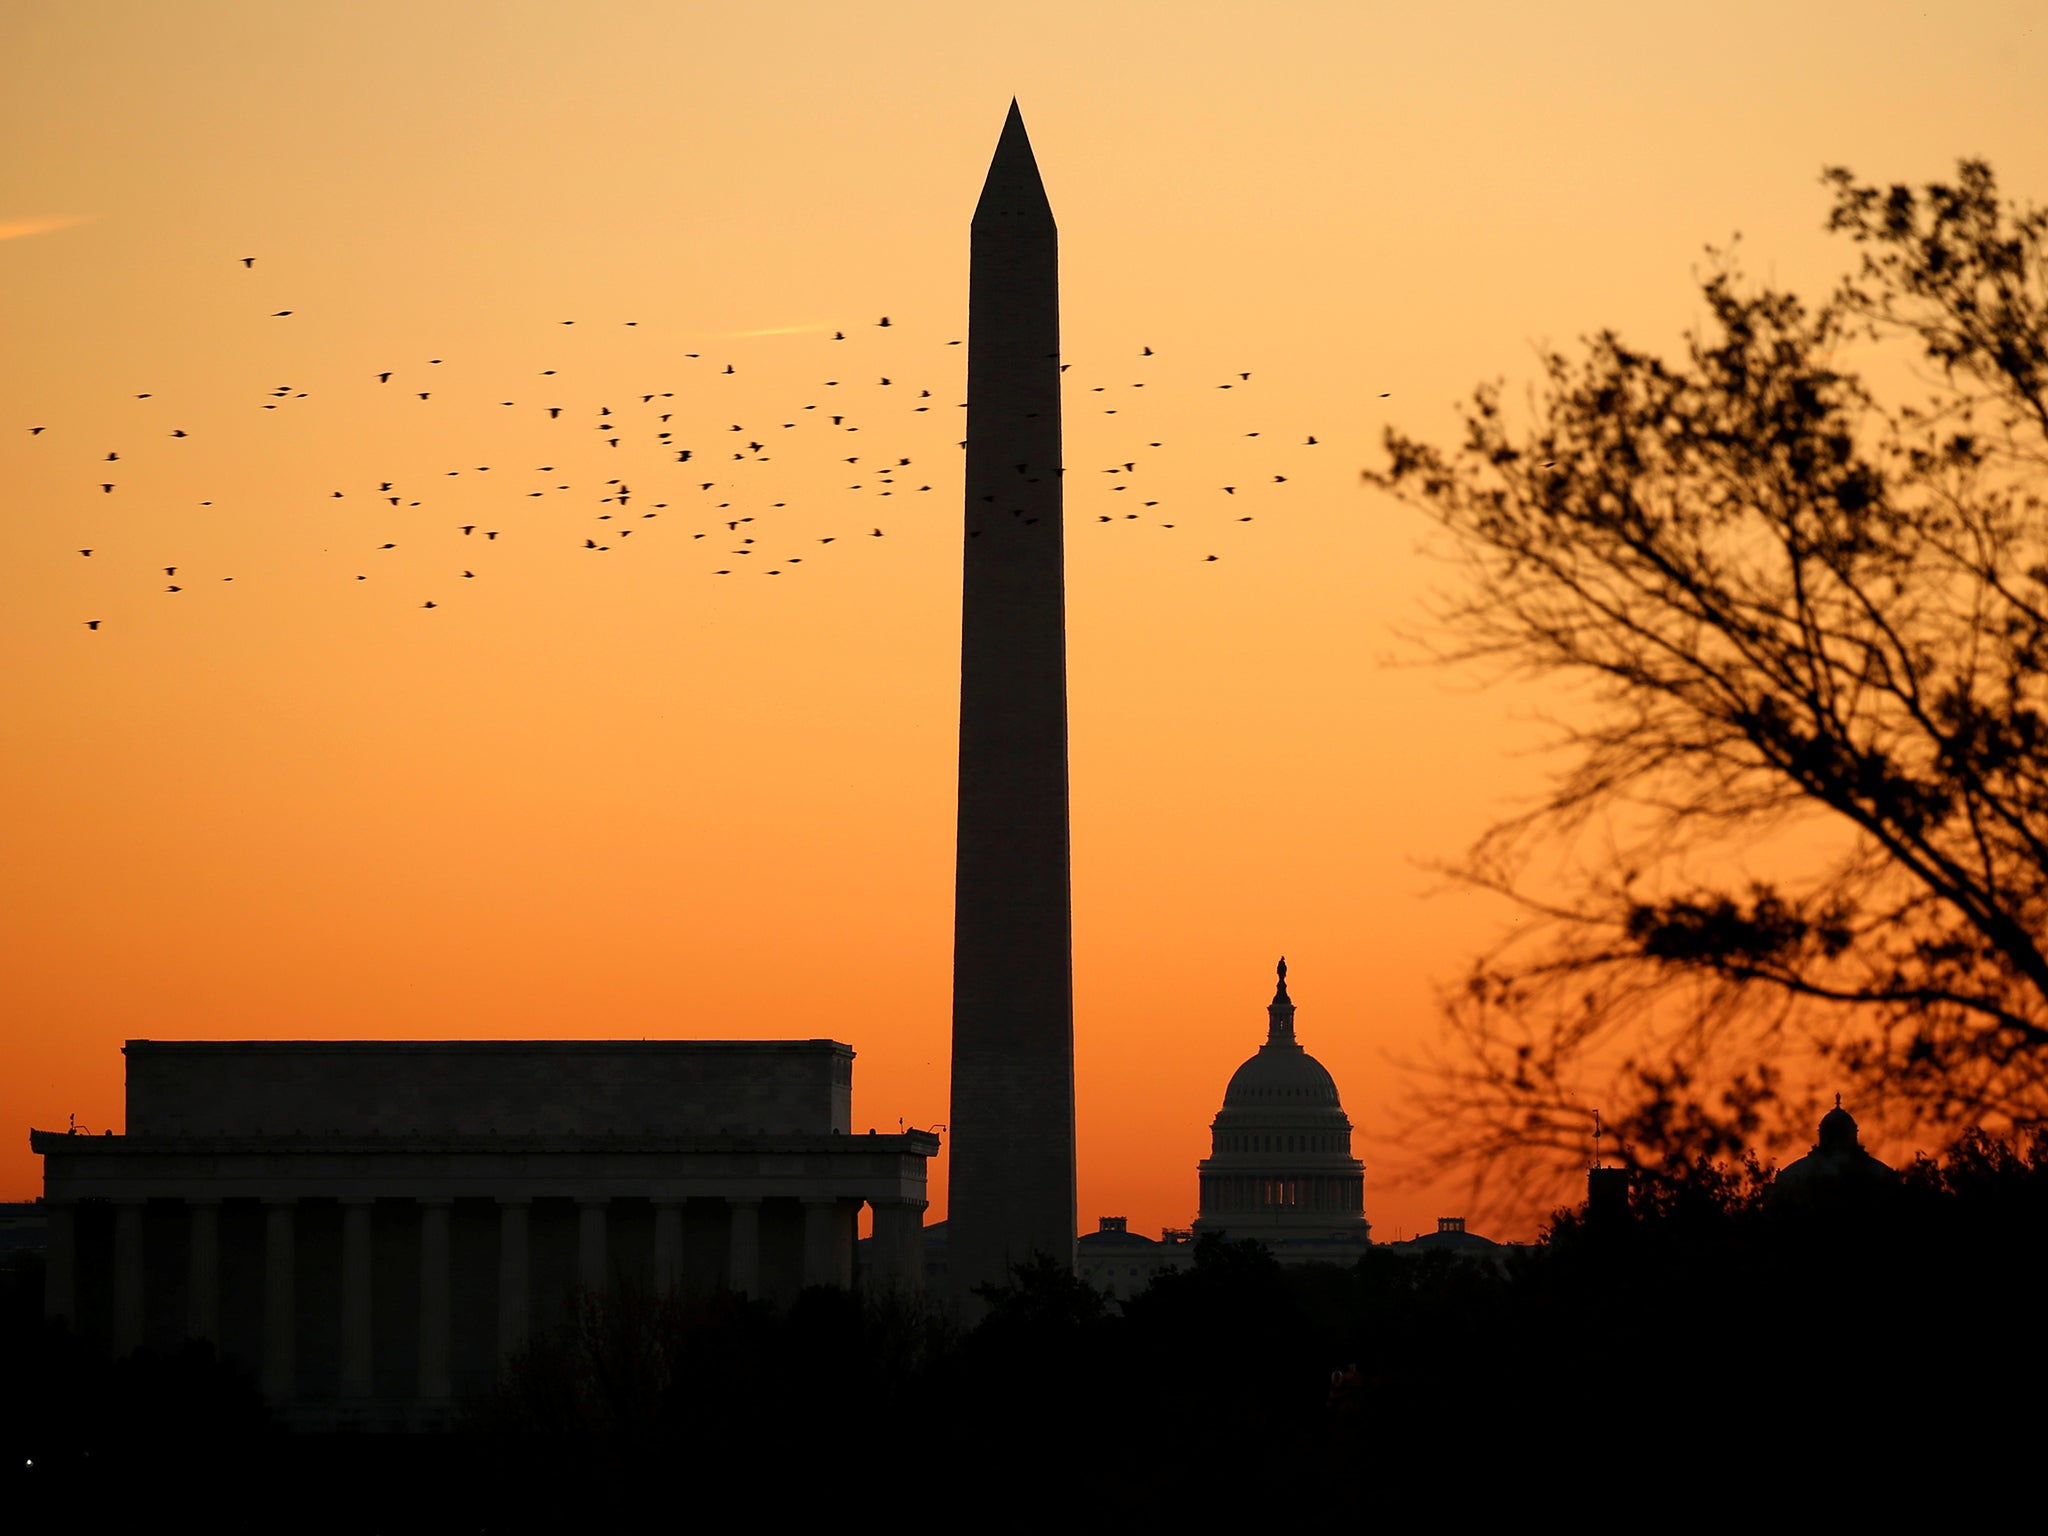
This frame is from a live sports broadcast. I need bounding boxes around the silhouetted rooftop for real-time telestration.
[1773,1096,1894,1202]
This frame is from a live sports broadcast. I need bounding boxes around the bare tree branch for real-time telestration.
[1369,162,2048,1222]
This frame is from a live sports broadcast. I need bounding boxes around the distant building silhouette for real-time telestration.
[1192,960,1371,1262]
[1383,1214,1515,1265]
[1072,957,1378,1291]
[1768,1096,1895,1207]
[1077,1215,1192,1299]
[32,1039,935,1428]
[1587,1166,1631,1227]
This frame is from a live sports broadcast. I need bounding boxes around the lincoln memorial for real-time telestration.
[32,1039,938,1428]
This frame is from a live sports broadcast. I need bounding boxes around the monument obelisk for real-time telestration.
[947,101,1076,1305]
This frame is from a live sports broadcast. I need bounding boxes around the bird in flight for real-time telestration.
[241,257,255,267]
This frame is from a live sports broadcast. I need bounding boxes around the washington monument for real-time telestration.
[947,101,1076,1305]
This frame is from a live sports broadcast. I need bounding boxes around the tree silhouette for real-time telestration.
[1367,161,2048,1212]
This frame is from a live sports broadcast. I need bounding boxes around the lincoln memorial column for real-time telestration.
[186,1199,219,1346]
[496,1197,530,1366]
[418,1197,452,1405]
[727,1199,761,1296]
[340,1199,373,1403]
[262,1198,296,1404]
[652,1198,683,1295]
[577,1198,608,1297]
[869,1199,927,1291]
[43,1200,76,1326]
[112,1199,144,1356]
[801,1198,839,1289]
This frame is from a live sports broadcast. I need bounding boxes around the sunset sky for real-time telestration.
[5,1,2044,1240]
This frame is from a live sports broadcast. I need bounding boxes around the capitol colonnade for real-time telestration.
[1197,1172,1366,1216]
[33,1040,937,1428]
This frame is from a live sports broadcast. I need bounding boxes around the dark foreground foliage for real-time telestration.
[7,1143,2047,1528]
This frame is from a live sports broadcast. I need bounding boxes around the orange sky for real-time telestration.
[4,1,2044,1240]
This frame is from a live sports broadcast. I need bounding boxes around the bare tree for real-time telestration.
[1367,161,2048,1216]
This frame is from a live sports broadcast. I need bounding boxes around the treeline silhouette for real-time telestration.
[7,1135,2045,1526]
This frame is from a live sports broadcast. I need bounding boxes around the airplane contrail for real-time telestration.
[0,215,92,244]
[718,321,835,338]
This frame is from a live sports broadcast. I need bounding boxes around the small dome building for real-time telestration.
[1769,1095,1895,1207]
[1193,960,1371,1259]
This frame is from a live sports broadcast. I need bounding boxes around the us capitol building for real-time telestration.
[1192,958,1369,1253]
[1080,960,1374,1297]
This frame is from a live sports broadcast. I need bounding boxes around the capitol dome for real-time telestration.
[1222,1039,1342,1108]
[1769,1095,1895,1207]
[1193,959,1370,1255]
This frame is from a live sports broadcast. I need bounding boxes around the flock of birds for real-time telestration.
[26,257,1381,631]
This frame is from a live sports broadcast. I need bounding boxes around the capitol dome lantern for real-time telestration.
[1193,959,1370,1257]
